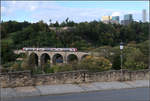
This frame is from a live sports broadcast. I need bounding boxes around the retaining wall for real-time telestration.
[0,69,149,88]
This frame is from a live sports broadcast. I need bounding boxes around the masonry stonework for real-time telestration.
[14,50,89,66]
[0,69,149,88]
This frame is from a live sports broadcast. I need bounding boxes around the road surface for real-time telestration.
[3,87,149,101]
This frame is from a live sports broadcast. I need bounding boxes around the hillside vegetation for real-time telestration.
[1,19,149,73]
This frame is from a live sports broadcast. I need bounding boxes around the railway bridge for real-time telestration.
[14,50,90,66]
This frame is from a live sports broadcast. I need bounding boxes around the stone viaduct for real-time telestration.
[14,50,90,66]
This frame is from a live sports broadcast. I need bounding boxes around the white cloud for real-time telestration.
[29,5,37,11]
[12,1,16,4]
[29,7,118,23]
[1,6,5,13]
[111,12,120,16]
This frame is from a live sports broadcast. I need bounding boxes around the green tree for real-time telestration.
[1,39,16,64]
[110,46,122,70]
[123,47,148,70]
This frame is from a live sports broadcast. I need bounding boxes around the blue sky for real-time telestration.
[1,1,149,24]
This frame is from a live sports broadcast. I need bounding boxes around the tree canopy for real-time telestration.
[1,19,149,71]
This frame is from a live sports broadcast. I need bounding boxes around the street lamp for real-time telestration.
[120,42,124,80]
[120,42,124,50]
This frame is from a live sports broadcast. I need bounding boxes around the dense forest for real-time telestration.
[1,19,149,72]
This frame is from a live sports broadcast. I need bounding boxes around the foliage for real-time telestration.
[51,64,73,73]
[1,39,17,64]
[123,47,148,70]
[2,20,149,51]
[78,56,112,72]
[136,40,149,65]
[111,46,121,70]
[11,61,22,71]
[92,46,112,58]
[1,19,149,72]
[2,62,14,69]
[21,55,31,70]
[1,20,31,38]
[32,67,43,74]
[20,53,38,72]
[110,44,148,70]
[42,62,53,73]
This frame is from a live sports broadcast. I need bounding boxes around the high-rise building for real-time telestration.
[111,16,120,24]
[124,14,133,21]
[121,14,133,25]
[101,16,112,24]
[142,9,147,22]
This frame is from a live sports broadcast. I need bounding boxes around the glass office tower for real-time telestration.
[121,14,133,25]
[124,14,133,21]
[112,16,119,24]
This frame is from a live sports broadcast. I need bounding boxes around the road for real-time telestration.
[3,87,149,101]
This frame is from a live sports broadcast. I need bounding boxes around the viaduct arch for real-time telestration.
[15,50,90,66]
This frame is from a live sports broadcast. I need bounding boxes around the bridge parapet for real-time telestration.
[14,50,26,54]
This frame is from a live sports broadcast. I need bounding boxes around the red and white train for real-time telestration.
[22,48,77,52]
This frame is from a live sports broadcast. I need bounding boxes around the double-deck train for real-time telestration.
[22,48,77,52]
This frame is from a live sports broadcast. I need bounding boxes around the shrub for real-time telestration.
[32,67,43,74]
[111,46,121,70]
[2,62,14,68]
[51,65,60,73]
[78,56,112,72]
[51,64,73,73]
[111,45,148,70]
[124,47,148,70]
[11,61,22,71]
[43,63,54,73]
[21,56,31,70]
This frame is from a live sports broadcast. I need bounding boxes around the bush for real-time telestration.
[111,46,121,70]
[2,62,14,68]
[110,45,148,70]
[51,64,73,73]
[11,61,22,71]
[21,54,37,73]
[21,56,31,70]
[43,63,54,73]
[32,67,43,74]
[123,46,148,70]
[78,56,112,72]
